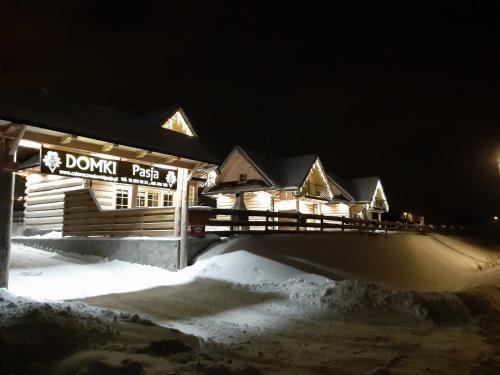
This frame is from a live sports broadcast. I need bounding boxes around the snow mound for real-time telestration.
[189,250,315,285]
[0,288,134,374]
[320,280,471,323]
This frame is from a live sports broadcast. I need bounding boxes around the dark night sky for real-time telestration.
[0,0,499,224]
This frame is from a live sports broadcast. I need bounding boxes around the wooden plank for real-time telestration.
[64,205,99,214]
[26,179,84,193]
[26,194,65,205]
[24,209,64,218]
[25,223,62,230]
[27,185,85,198]
[63,230,174,237]
[63,222,174,232]
[25,201,65,211]
[25,216,64,225]
[64,215,174,225]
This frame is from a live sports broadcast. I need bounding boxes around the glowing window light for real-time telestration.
[161,111,194,137]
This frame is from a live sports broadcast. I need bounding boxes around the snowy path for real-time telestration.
[9,243,329,341]
[8,242,500,374]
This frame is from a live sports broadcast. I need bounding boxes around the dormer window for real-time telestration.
[239,173,247,183]
[161,111,195,137]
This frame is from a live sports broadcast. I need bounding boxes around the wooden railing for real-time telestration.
[190,208,466,235]
[63,189,175,237]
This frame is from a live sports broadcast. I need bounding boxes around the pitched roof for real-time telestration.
[340,176,381,202]
[327,175,355,201]
[235,146,318,190]
[0,90,219,165]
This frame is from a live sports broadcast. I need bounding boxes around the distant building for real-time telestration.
[203,146,389,220]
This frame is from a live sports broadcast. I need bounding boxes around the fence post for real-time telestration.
[341,216,345,232]
[384,221,387,234]
[320,215,324,231]
[296,213,300,232]
[265,213,269,232]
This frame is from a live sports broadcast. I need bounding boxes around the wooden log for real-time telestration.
[64,230,174,237]
[25,216,64,225]
[64,215,174,225]
[27,185,85,198]
[25,201,65,211]
[24,209,64,218]
[63,222,174,232]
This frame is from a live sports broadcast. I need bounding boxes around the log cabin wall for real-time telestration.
[322,202,350,217]
[350,204,367,219]
[87,180,116,210]
[220,152,264,183]
[215,193,236,221]
[24,174,85,231]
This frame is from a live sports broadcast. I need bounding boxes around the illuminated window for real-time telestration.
[161,111,194,136]
[147,192,159,207]
[115,188,130,209]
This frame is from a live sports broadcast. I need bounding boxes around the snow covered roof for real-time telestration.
[327,175,356,202]
[340,176,383,203]
[230,145,319,190]
[0,89,219,165]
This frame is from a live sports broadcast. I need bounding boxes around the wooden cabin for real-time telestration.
[203,146,389,221]
[328,176,389,221]
[0,95,218,236]
[202,146,356,219]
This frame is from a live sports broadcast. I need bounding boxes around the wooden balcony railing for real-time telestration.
[304,182,330,200]
[63,189,175,237]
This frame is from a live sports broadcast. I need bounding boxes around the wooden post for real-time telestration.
[341,216,345,232]
[173,169,184,237]
[179,165,201,269]
[130,184,138,208]
[0,139,14,288]
[179,168,190,269]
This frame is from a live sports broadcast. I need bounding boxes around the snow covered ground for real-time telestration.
[5,236,500,374]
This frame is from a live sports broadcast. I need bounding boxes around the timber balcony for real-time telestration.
[373,199,387,210]
[304,182,330,200]
[63,189,175,237]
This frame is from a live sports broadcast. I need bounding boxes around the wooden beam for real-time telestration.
[8,125,26,155]
[23,130,197,169]
[60,135,77,144]
[101,143,116,152]
[135,150,149,158]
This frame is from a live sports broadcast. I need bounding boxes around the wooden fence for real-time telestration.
[63,189,175,237]
[190,208,465,235]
